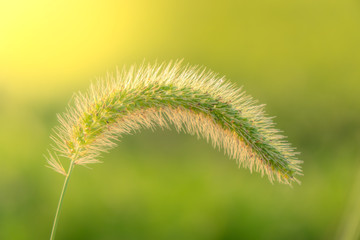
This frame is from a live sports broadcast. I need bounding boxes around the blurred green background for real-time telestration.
[1,0,359,239]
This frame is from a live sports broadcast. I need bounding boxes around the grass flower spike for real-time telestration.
[47,61,302,239]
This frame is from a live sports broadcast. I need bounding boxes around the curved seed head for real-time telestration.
[46,61,302,185]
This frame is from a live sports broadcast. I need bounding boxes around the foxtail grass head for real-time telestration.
[46,61,302,185]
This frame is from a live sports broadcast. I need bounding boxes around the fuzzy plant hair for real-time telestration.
[47,61,302,239]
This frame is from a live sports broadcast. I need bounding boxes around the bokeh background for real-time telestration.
[1,0,359,239]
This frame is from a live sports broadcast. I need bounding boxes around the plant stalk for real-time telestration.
[50,160,75,240]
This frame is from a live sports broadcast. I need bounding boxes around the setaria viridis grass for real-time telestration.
[46,61,302,239]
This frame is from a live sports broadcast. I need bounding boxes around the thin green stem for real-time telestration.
[50,160,75,240]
